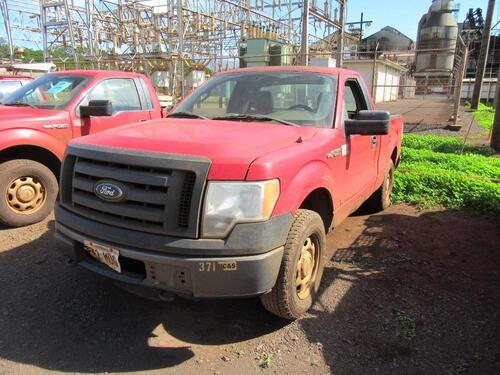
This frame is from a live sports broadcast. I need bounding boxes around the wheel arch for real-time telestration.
[391,146,400,168]
[0,145,61,180]
[299,187,334,232]
[274,160,337,233]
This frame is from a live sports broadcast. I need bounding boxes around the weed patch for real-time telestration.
[472,103,494,130]
[394,135,500,216]
[259,353,273,369]
[394,309,416,340]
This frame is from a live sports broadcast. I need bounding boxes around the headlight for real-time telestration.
[202,179,280,238]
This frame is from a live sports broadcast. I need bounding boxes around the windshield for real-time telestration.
[2,74,90,109]
[172,72,338,128]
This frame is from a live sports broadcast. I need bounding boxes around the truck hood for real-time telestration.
[71,118,318,180]
[0,105,67,127]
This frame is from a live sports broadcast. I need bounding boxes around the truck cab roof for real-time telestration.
[53,70,149,79]
[0,75,33,81]
[217,65,350,76]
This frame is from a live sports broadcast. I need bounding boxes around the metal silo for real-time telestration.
[415,0,458,75]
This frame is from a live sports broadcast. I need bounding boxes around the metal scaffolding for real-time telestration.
[1,0,343,94]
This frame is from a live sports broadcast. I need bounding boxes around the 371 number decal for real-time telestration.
[198,261,237,272]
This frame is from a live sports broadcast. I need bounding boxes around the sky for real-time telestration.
[345,0,494,41]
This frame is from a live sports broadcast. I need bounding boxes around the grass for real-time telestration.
[471,103,495,130]
[393,134,500,216]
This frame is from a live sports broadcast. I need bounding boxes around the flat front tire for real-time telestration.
[0,159,58,227]
[260,209,326,320]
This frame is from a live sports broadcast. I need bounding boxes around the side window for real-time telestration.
[80,78,142,115]
[344,80,367,119]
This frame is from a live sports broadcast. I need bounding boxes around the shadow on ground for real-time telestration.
[0,220,286,373]
[0,206,499,373]
[301,208,500,374]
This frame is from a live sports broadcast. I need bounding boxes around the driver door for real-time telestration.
[340,77,379,207]
[74,78,152,136]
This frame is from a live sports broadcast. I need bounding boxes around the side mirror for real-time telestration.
[345,110,390,136]
[80,100,113,117]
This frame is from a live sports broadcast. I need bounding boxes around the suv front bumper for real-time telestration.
[55,205,291,298]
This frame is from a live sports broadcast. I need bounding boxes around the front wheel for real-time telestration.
[0,159,58,227]
[260,209,326,320]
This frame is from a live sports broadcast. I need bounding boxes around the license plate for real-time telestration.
[84,240,121,273]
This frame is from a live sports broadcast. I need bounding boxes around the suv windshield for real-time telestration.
[172,72,338,128]
[2,74,90,109]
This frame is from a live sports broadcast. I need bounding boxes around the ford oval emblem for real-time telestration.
[94,180,126,202]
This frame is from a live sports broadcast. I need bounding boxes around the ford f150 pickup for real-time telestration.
[55,66,403,319]
[0,70,164,226]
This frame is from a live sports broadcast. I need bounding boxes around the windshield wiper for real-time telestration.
[3,101,38,109]
[168,111,208,119]
[212,114,298,127]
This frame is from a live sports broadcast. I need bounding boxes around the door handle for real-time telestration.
[371,136,377,146]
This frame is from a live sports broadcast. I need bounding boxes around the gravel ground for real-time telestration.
[0,204,499,375]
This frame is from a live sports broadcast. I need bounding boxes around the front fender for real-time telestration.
[273,160,337,216]
[0,128,66,160]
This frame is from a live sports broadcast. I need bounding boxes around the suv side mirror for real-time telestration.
[345,110,390,136]
[80,100,113,117]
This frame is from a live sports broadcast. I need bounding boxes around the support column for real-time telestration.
[491,66,500,151]
[337,0,345,67]
[300,0,309,66]
[471,0,496,109]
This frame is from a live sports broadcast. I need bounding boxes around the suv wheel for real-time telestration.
[0,159,58,227]
[260,209,326,320]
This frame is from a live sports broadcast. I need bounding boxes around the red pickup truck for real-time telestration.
[55,66,403,319]
[0,75,33,100]
[0,70,163,226]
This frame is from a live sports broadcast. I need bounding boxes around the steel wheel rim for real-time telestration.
[296,235,320,300]
[5,176,46,215]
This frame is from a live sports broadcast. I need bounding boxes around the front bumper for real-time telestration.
[55,205,292,298]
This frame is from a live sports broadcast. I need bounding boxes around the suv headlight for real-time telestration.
[202,179,280,238]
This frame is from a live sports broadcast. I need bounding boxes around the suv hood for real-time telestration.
[71,118,318,179]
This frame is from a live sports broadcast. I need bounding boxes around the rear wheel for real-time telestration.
[366,160,394,212]
[0,159,58,227]
[260,209,326,320]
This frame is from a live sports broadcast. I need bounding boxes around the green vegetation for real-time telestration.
[0,38,90,69]
[393,134,500,216]
[394,309,416,340]
[472,103,495,130]
[259,353,273,369]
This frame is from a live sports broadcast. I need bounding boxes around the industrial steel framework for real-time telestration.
[1,0,344,95]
